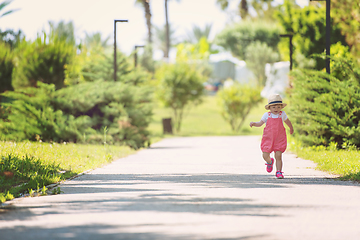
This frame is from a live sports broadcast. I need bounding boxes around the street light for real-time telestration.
[310,0,330,74]
[114,19,128,81]
[280,34,293,71]
[134,45,145,67]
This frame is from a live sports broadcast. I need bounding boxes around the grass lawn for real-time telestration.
[288,139,360,182]
[0,142,135,203]
[148,95,268,137]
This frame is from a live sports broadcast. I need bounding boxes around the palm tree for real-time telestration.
[216,0,279,20]
[84,32,111,50]
[185,23,213,43]
[49,20,76,45]
[135,0,152,44]
[216,0,248,19]
[0,0,19,20]
[154,23,177,58]
[164,0,180,59]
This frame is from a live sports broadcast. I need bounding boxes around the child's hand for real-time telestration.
[289,128,294,135]
[250,122,254,128]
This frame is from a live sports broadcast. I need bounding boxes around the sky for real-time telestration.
[1,0,309,59]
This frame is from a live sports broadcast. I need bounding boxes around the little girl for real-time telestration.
[250,94,294,179]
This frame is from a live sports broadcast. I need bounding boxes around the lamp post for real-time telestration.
[280,34,293,71]
[114,19,128,81]
[134,45,145,67]
[310,0,330,74]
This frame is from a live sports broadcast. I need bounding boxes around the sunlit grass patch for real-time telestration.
[0,141,135,203]
[288,138,360,182]
[149,95,266,137]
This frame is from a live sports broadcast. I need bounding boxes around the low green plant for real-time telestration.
[155,62,205,132]
[51,187,63,195]
[217,83,263,132]
[0,141,134,203]
[288,137,360,182]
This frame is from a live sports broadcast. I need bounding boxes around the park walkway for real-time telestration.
[0,136,360,240]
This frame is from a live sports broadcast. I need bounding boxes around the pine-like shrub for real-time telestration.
[53,81,153,148]
[0,83,88,142]
[12,33,74,90]
[289,57,360,148]
[0,81,153,149]
[0,41,14,94]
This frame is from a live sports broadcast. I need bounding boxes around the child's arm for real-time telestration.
[284,119,294,134]
[250,120,265,128]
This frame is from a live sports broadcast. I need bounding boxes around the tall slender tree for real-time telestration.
[135,0,152,44]
[216,0,248,19]
[164,0,180,59]
[216,0,282,21]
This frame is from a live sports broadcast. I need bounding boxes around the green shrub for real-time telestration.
[215,20,280,60]
[0,41,14,94]
[0,81,153,149]
[53,81,153,149]
[289,57,360,148]
[12,33,74,90]
[217,83,263,132]
[0,82,87,142]
[155,62,205,132]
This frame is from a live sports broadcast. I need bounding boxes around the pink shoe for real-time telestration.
[276,171,284,179]
[265,158,274,173]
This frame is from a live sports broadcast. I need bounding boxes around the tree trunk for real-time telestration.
[141,0,152,44]
[239,0,248,19]
[164,0,170,58]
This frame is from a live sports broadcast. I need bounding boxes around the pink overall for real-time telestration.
[261,111,287,153]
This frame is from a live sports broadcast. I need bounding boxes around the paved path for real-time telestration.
[1,136,360,240]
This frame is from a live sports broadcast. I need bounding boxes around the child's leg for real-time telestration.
[262,152,272,164]
[274,151,283,171]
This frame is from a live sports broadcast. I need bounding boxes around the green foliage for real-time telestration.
[0,29,24,49]
[329,43,359,80]
[0,41,14,93]
[289,57,360,148]
[0,80,153,149]
[53,81,153,149]
[245,41,280,86]
[0,82,87,142]
[0,140,134,202]
[0,153,63,200]
[12,32,75,90]
[155,62,205,132]
[275,1,348,70]
[217,83,263,132]
[330,0,360,58]
[288,137,360,182]
[65,48,149,86]
[215,20,281,60]
[176,37,213,79]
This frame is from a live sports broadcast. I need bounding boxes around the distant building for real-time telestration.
[208,52,256,85]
